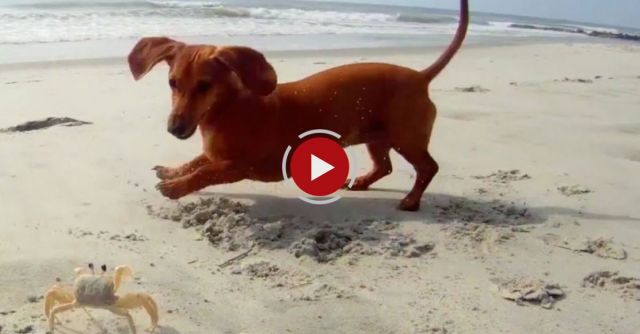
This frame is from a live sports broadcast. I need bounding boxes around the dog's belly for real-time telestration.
[201,127,287,182]
[245,158,286,182]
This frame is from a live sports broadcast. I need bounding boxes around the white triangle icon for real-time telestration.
[311,154,334,181]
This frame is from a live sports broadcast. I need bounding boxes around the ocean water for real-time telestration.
[0,0,635,63]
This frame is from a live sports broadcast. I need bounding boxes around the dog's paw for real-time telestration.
[153,166,178,180]
[155,179,188,200]
[397,197,420,212]
[345,177,370,191]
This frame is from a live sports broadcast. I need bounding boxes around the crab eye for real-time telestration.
[196,80,211,93]
[168,78,177,89]
[101,264,107,272]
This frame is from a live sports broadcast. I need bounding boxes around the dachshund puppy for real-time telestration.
[128,0,468,211]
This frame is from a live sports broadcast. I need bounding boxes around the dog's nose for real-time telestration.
[168,122,187,137]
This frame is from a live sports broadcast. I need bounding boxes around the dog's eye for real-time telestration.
[168,79,177,89]
[196,81,211,93]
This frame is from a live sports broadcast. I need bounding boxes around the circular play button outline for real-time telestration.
[281,129,356,205]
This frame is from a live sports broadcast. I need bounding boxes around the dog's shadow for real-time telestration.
[209,189,637,224]
[201,189,639,251]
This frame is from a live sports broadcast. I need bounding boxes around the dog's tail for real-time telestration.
[421,0,469,81]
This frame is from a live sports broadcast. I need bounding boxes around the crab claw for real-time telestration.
[74,266,92,276]
[114,265,134,291]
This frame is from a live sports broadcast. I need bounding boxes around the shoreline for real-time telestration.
[0,35,617,70]
[509,23,640,42]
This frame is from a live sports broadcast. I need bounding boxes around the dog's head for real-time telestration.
[127,37,277,140]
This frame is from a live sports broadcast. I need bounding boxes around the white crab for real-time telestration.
[44,264,159,333]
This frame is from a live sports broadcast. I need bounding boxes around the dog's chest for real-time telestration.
[200,129,243,160]
[201,130,222,158]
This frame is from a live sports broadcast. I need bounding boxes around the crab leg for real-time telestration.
[108,306,137,334]
[115,293,159,331]
[44,285,74,318]
[48,301,77,332]
[82,307,98,322]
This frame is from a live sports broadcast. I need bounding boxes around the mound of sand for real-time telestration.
[557,185,592,196]
[148,197,435,262]
[542,235,627,260]
[235,261,281,279]
[557,77,594,84]
[289,229,353,263]
[443,222,516,255]
[434,198,532,225]
[583,271,640,300]
[493,277,565,309]
[473,170,531,184]
[148,197,280,251]
[455,85,491,93]
[231,260,314,291]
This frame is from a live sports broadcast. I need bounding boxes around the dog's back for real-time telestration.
[275,62,426,141]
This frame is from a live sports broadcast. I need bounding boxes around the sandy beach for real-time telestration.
[1,41,640,333]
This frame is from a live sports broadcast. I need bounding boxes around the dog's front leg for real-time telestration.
[153,154,211,180]
[155,160,244,199]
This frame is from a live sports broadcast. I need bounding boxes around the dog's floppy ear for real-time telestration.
[128,37,185,80]
[215,46,277,96]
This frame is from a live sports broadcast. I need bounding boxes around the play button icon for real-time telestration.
[289,136,350,197]
[311,154,334,181]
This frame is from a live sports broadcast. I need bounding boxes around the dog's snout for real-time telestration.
[168,122,187,137]
[168,111,197,140]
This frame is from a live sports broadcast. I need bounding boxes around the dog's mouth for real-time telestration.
[173,125,198,140]
[169,112,206,140]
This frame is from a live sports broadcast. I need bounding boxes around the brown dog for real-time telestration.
[128,0,468,211]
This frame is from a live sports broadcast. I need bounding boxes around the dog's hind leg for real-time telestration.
[153,154,211,180]
[394,147,439,211]
[391,100,439,211]
[349,143,392,191]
